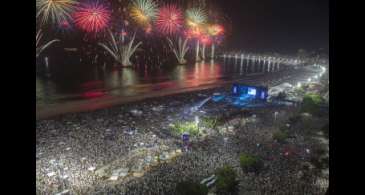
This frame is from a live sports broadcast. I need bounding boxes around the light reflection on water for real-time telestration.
[36,59,284,105]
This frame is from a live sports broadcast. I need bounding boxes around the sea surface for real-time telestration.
[36,55,288,106]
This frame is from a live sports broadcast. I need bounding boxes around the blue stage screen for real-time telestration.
[248,88,256,95]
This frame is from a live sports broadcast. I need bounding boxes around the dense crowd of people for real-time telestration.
[36,67,328,195]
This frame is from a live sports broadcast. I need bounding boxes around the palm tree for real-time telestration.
[167,37,190,65]
[36,29,59,58]
[98,30,142,67]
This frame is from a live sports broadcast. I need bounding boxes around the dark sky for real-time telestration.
[41,0,329,57]
[216,0,329,55]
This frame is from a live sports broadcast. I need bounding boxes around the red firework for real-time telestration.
[73,2,111,33]
[200,35,212,45]
[156,5,183,35]
[184,27,201,39]
[145,25,152,34]
[59,20,70,28]
[208,24,224,36]
[120,30,128,36]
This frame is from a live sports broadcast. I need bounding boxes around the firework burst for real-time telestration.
[98,30,142,66]
[73,1,111,33]
[186,7,207,27]
[144,24,153,34]
[57,19,74,33]
[36,29,60,58]
[59,20,71,29]
[207,24,224,36]
[167,37,189,64]
[156,5,183,35]
[36,0,78,26]
[130,0,158,27]
[185,27,202,39]
[200,35,211,45]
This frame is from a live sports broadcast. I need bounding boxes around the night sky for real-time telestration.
[41,0,329,59]
[216,0,329,55]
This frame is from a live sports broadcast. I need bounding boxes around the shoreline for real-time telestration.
[36,67,315,120]
[36,81,230,120]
